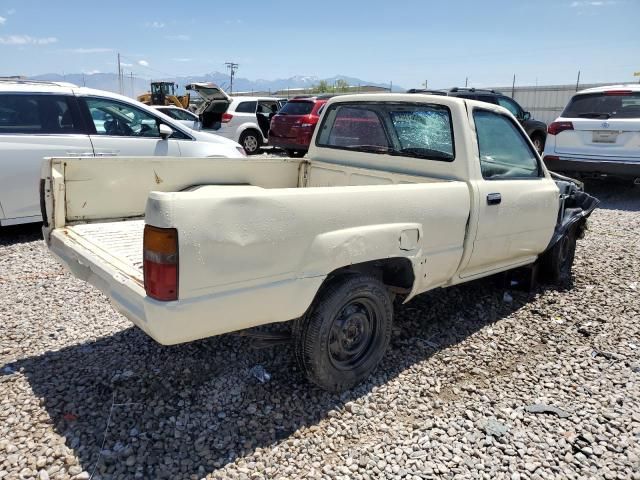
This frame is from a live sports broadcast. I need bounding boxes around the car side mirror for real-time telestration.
[523,111,531,121]
[159,124,173,140]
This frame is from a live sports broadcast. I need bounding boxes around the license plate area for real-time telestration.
[592,130,618,143]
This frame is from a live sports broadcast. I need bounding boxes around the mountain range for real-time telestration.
[30,72,404,97]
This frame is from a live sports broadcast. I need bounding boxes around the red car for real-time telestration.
[269,96,331,157]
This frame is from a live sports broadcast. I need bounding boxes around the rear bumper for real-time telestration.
[48,230,324,345]
[543,155,640,178]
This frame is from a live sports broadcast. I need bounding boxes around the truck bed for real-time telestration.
[64,220,145,284]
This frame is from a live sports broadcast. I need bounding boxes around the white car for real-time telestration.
[0,79,245,226]
[186,83,285,154]
[543,84,640,182]
[150,105,200,130]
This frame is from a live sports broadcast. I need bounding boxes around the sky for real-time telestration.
[0,0,638,89]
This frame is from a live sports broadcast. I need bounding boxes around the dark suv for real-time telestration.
[407,87,547,152]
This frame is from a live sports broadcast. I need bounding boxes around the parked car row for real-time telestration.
[0,79,245,227]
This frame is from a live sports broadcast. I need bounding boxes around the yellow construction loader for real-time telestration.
[137,81,190,108]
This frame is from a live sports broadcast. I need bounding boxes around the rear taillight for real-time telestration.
[548,121,574,136]
[543,155,560,162]
[301,115,318,128]
[222,113,233,123]
[144,225,178,301]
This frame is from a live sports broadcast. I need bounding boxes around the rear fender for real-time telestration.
[300,223,422,285]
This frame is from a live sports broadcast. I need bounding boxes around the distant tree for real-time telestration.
[335,79,349,92]
[312,80,330,93]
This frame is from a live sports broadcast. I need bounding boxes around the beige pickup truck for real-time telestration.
[41,94,597,391]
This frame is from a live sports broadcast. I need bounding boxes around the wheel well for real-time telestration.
[325,258,415,293]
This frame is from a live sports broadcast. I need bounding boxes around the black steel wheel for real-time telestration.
[294,274,393,392]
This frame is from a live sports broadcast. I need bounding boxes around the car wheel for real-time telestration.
[294,274,393,392]
[239,130,262,155]
[531,134,545,154]
[540,228,577,285]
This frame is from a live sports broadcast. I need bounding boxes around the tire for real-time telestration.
[531,134,545,154]
[294,274,393,392]
[540,228,577,284]
[239,130,262,155]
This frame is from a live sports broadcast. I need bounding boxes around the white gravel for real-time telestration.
[0,181,638,480]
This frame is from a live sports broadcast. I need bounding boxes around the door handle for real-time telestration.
[487,193,502,205]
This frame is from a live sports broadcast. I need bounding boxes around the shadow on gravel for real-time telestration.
[2,275,558,479]
[583,179,639,212]
[0,222,43,245]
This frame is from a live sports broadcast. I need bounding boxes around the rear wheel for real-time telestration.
[294,274,393,392]
[239,130,262,155]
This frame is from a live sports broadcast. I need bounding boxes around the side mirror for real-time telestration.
[159,124,173,140]
[523,111,531,121]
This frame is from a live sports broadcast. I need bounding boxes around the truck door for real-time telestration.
[460,107,558,277]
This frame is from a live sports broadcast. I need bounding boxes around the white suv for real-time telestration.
[543,84,640,182]
[0,80,245,227]
[187,83,285,154]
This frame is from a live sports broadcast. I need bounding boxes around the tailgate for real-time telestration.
[555,118,640,158]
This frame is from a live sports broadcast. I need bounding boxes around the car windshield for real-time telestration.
[562,92,640,119]
[278,101,314,116]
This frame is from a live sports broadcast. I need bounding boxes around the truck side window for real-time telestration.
[473,110,539,179]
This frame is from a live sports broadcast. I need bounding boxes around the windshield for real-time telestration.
[278,101,314,116]
[562,92,640,119]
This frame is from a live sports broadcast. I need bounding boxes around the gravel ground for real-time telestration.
[0,181,638,480]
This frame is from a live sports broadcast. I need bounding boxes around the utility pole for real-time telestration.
[130,72,134,97]
[423,79,428,89]
[82,73,86,86]
[511,74,516,98]
[575,70,581,91]
[465,77,468,87]
[390,80,393,92]
[225,62,239,94]
[117,53,122,94]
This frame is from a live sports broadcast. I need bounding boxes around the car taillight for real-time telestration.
[604,90,632,96]
[222,113,233,123]
[543,155,559,162]
[144,225,178,301]
[301,115,318,128]
[548,121,574,136]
